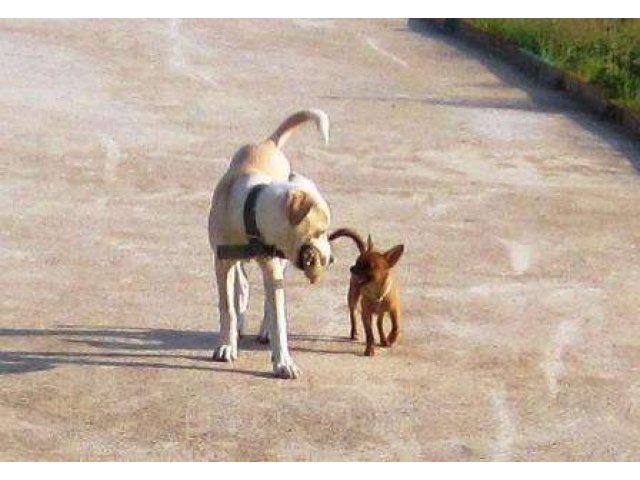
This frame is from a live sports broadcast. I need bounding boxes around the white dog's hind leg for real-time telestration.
[234,263,249,338]
[257,310,271,344]
[259,258,300,379]
[212,258,239,362]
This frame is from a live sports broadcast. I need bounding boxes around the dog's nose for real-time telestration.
[329,254,335,265]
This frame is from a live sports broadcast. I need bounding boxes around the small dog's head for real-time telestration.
[349,235,404,286]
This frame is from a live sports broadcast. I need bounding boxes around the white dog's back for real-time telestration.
[228,109,330,181]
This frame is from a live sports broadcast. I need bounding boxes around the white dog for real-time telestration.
[208,109,333,379]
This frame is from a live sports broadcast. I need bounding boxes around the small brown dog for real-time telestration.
[329,228,404,356]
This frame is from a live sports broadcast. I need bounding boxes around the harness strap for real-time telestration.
[243,184,267,242]
[216,184,286,260]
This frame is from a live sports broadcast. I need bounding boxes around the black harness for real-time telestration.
[216,184,287,260]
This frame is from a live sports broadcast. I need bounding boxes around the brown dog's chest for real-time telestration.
[357,277,397,314]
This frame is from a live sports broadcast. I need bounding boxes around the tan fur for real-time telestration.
[228,109,328,181]
[286,190,316,226]
[209,109,332,378]
[210,110,331,249]
[269,110,327,149]
[229,140,290,181]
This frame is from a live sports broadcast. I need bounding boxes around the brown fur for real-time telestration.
[329,229,404,356]
[329,228,366,254]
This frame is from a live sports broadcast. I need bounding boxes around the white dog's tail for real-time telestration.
[269,109,330,149]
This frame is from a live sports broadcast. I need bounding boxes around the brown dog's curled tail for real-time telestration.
[329,228,366,254]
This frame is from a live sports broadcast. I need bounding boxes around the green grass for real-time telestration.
[469,19,640,113]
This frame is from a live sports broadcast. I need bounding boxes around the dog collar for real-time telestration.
[362,275,393,304]
[216,184,287,260]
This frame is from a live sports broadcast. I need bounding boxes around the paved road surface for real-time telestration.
[2,19,640,461]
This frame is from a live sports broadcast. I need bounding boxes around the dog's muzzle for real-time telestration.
[350,265,371,285]
[296,244,326,284]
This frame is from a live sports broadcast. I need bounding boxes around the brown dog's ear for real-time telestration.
[286,189,315,226]
[384,244,404,267]
[366,235,374,252]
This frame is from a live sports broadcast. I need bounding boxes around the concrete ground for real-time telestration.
[1,19,640,461]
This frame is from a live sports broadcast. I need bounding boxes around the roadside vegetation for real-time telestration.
[469,19,640,112]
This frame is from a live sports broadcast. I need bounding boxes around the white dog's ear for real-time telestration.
[286,189,315,226]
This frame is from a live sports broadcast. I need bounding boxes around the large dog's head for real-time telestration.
[283,189,333,284]
[255,176,333,283]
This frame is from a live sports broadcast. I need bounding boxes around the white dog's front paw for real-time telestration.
[272,359,301,379]
[212,344,237,362]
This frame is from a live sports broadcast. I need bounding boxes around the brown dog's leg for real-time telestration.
[349,306,359,340]
[348,276,361,340]
[362,305,375,356]
[387,308,400,346]
[377,311,389,347]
